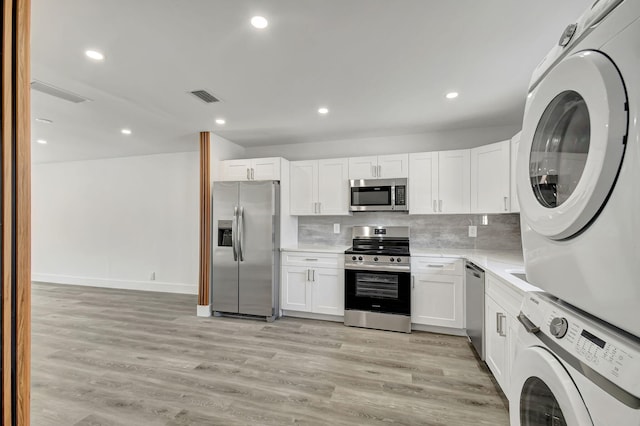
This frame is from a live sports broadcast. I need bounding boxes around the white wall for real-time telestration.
[242,125,520,160]
[210,132,245,180]
[32,151,200,294]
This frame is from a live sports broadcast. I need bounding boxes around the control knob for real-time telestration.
[351,256,357,261]
[550,317,569,339]
[390,258,395,262]
[396,258,402,263]
[373,257,378,261]
[358,256,363,261]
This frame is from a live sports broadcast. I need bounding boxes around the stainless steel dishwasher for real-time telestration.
[465,261,485,359]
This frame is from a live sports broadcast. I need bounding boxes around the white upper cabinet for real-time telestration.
[471,140,511,213]
[438,149,471,213]
[408,152,438,214]
[377,154,409,178]
[348,154,408,179]
[290,161,317,215]
[409,150,470,214]
[290,158,350,216]
[317,158,350,215]
[221,159,252,181]
[348,156,378,179]
[220,157,281,181]
[510,132,522,213]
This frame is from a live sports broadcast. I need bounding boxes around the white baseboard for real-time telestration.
[197,305,212,317]
[411,323,467,336]
[32,273,197,295]
[281,310,344,323]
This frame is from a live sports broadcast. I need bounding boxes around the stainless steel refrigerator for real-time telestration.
[212,181,280,321]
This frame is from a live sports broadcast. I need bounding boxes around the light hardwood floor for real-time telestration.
[31,282,509,426]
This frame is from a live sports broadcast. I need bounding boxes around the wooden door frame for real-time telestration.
[1,0,31,424]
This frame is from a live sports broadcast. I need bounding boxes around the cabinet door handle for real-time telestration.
[496,313,507,336]
[378,165,382,177]
[246,168,250,180]
[312,270,316,282]
[504,196,508,211]
[304,258,318,261]
[427,264,444,268]
[318,202,321,214]
[412,275,415,289]
[307,269,311,282]
[433,200,437,212]
[438,200,443,212]
[500,314,507,337]
[251,168,255,180]
[371,165,376,177]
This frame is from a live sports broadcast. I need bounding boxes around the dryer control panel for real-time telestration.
[520,293,640,401]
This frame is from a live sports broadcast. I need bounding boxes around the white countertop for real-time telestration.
[281,244,350,254]
[282,244,541,293]
[411,248,540,293]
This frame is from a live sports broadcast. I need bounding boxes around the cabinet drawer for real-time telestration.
[485,273,524,317]
[282,251,343,268]
[411,257,463,276]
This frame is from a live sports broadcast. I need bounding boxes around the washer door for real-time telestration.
[511,346,593,426]
[518,50,627,240]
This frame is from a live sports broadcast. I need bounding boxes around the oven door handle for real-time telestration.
[345,263,411,273]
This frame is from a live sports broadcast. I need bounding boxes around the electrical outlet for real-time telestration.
[468,226,477,238]
[150,272,156,281]
[333,223,340,234]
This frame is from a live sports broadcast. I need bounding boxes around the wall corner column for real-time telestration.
[197,131,212,316]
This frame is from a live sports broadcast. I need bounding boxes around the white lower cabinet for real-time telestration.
[411,274,464,328]
[411,257,464,329]
[281,252,344,317]
[484,272,524,398]
[485,294,510,392]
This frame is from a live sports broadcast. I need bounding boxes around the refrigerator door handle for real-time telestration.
[232,206,239,261]
[238,206,245,262]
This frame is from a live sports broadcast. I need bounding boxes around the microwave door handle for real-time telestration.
[391,184,396,210]
[232,206,238,261]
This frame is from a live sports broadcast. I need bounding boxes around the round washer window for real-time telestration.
[520,376,568,426]
[529,90,591,208]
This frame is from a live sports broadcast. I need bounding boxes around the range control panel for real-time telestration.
[521,293,640,397]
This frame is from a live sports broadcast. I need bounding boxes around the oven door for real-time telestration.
[350,185,393,211]
[345,268,411,315]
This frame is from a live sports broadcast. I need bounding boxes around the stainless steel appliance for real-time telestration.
[344,226,411,333]
[212,181,280,321]
[349,178,408,212]
[465,261,485,359]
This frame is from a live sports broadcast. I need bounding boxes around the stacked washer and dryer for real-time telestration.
[511,0,640,425]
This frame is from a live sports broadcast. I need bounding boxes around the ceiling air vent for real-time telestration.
[189,89,220,104]
[30,80,92,103]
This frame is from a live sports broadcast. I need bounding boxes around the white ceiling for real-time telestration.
[32,0,594,163]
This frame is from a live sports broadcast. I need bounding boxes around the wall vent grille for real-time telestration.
[189,89,220,103]
[31,80,92,103]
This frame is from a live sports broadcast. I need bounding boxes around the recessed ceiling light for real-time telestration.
[36,139,47,144]
[215,118,226,125]
[85,50,105,61]
[318,107,329,115]
[445,92,459,99]
[251,16,268,29]
[121,129,132,135]
[35,117,53,124]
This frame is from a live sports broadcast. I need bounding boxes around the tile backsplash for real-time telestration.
[298,213,522,251]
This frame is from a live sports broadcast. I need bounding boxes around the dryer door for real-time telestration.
[511,346,593,426]
[518,50,627,240]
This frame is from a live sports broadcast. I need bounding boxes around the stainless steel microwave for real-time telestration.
[349,178,408,212]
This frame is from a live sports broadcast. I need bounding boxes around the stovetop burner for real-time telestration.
[344,226,410,257]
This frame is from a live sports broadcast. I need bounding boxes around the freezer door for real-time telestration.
[212,182,240,313]
[238,181,278,316]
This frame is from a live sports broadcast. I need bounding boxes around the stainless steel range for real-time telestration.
[344,226,411,333]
